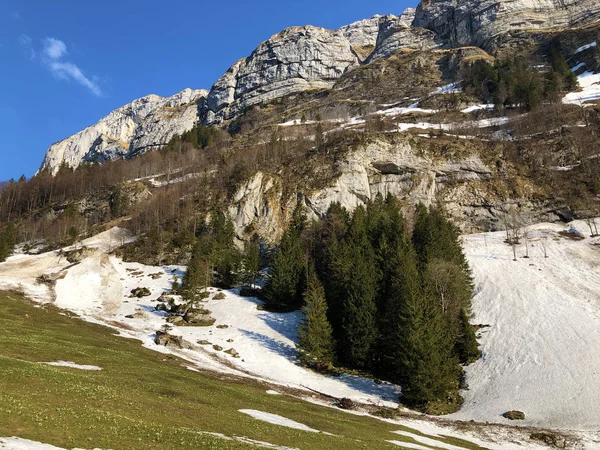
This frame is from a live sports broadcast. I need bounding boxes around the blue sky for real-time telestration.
[0,0,415,181]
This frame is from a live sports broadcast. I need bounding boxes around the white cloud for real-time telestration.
[43,37,68,60]
[48,61,102,97]
[19,34,35,60]
[41,37,102,97]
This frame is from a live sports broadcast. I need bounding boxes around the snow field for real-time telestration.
[563,71,600,105]
[41,361,102,371]
[238,410,320,433]
[452,221,600,431]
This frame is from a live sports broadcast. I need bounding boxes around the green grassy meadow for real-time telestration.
[0,292,487,450]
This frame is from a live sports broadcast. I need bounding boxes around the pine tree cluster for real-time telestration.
[264,195,480,411]
[181,212,242,307]
[462,48,578,111]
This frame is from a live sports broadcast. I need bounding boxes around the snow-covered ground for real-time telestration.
[0,437,101,450]
[0,228,400,406]
[41,361,102,371]
[2,223,600,448]
[563,71,600,105]
[238,410,320,433]
[574,41,597,54]
[452,221,600,434]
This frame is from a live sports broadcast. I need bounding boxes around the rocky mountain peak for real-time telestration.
[39,0,600,173]
[339,14,389,47]
[40,89,208,174]
[203,24,362,124]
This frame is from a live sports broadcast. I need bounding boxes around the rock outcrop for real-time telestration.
[202,11,447,123]
[228,139,502,242]
[203,26,362,124]
[339,15,384,47]
[368,9,440,61]
[40,88,207,174]
[413,0,600,49]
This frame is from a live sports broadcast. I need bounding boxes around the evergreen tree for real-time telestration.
[549,47,578,92]
[0,223,16,262]
[298,268,335,366]
[375,227,423,381]
[263,202,307,310]
[332,206,379,368]
[455,308,481,364]
[412,205,477,360]
[181,237,211,310]
[242,240,261,287]
[397,291,459,408]
[207,212,242,287]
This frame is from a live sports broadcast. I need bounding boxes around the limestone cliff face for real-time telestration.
[227,139,507,242]
[368,9,440,61]
[202,12,445,124]
[413,0,600,49]
[40,89,207,174]
[203,26,363,124]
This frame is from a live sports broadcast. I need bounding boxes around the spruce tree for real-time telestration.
[333,206,379,368]
[181,237,211,310]
[298,268,335,366]
[413,205,475,351]
[0,223,16,262]
[242,241,261,288]
[314,202,350,336]
[377,240,423,380]
[263,202,307,310]
[456,308,481,364]
[209,212,241,287]
[397,291,459,408]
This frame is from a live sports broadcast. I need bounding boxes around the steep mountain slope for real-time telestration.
[39,0,600,174]
[40,88,207,175]
[1,224,599,448]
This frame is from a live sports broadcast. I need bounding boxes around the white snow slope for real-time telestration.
[451,221,600,433]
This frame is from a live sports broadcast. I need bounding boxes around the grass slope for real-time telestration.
[0,292,486,450]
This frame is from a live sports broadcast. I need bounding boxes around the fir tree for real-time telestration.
[455,308,481,364]
[263,232,306,309]
[181,237,211,310]
[413,205,475,350]
[263,202,307,310]
[242,240,261,288]
[0,223,16,262]
[298,268,335,366]
[209,212,241,287]
[333,206,379,368]
[397,291,460,408]
[375,229,423,381]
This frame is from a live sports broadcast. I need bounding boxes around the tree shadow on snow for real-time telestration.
[257,312,301,344]
[138,304,168,318]
[239,329,298,362]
